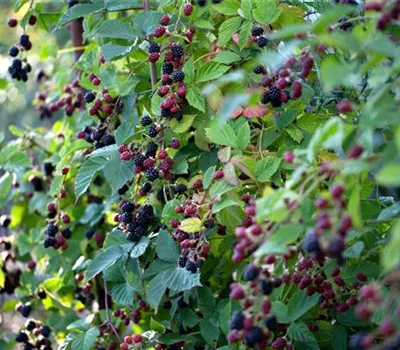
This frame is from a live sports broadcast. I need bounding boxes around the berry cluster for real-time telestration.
[77,123,116,150]
[115,202,154,242]
[42,221,71,249]
[7,16,36,81]
[251,26,269,48]
[74,274,96,307]
[85,86,122,118]
[363,0,400,31]
[15,319,53,350]
[119,334,143,350]
[36,79,83,119]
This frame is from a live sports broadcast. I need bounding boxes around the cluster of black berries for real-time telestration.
[251,26,268,48]
[42,221,72,250]
[85,85,123,118]
[0,240,21,295]
[36,79,83,119]
[256,53,314,108]
[77,122,116,149]
[74,274,96,307]
[116,202,154,242]
[15,319,53,350]
[7,16,36,81]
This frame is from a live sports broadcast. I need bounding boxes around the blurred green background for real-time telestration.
[0,0,76,140]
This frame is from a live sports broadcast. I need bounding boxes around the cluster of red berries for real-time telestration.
[256,53,314,108]
[119,334,143,350]
[7,16,36,81]
[364,0,400,31]
[15,319,53,350]
[74,273,96,307]
[85,84,123,118]
[36,79,83,119]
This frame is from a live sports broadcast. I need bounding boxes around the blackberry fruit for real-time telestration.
[175,184,187,194]
[161,108,171,118]
[148,42,160,53]
[121,212,133,224]
[257,36,268,48]
[253,65,266,74]
[252,26,264,36]
[243,263,259,281]
[85,229,95,239]
[175,110,183,121]
[148,124,158,138]
[141,182,152,193]
[45,223,58,237]
[43,162,55,176]
[38,289,47,299]
[178,256,187,268]
[19,34,31,49]
[118,184,129,195]
[127,227,146,242]
[9,46,19,57]
[264,315,278,331]
[260,92,271,105]
[244,326,264,347]
[24,343,34,350]
[134,154,146,167]
[269,86,282,107]
[16,332,28,343]
[41,326,51,337]
[146,141,158,157]
[84,91,96,103]
[26,321,36,331]
[103,135,115,146]
[140,204,154,221]
[186,260,197,273]
[120,201,135,213]
[171,44,184,57]
[140,115,152,126]
[92,129,105,142]
[303,233,321,253]
[171,70,185,82]
[260,280,274,295]
[162,62,174,74]
[61,228,72,239]
[196,0,207,6]
[21,305,32,317]
[230,311,244,330]
[146,167,159,181]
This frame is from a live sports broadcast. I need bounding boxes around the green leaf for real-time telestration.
[213,199,238,213]
[150,317,166,333]
[58,1,105,27]
[332,325,347,350]
[105,0,142,11]
[217,17,242,46]
[198,287,216,317]
[130,236,150,258]
[287,290,319,322]
[115,122,134,145]
[186,86,205,112]
[348,182,363,229]
[94,19,136,40]
[156,230,180,262]
[196,63,230,83]
[110,282,135,306]
[240,0,253,19]
[238,20,252,50]
[0,173,12,206]
[205,124,238,148]
[170,115,195,134]
[75,157,107,199]
[203,166,216,190]
[236,121,250,150]
[180,308,201,328]
[288,322,317,342]
[180,218,203,233]
[219,300,232,335]
[376,163,400,186]
[102,158,135,194]
[104,229,126,248]
[214,51,241,64]
[314,5,355,33]
[255,156,281,182]
[183,57,195,85]
[253,0,282,25]
[213,0,240,16]
[200,318,220,345]
[86,246,123,280]
[320,56,358,91]
[343,241,364,259]
[101,44,133,62]
[382,220,400,271]
[272,301,290,324]
[277,109,298,129]
[70,327,100,350]
[209,181,234,199]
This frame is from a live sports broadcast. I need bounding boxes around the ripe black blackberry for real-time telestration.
[26,320,36,331]
[121,212,133,224]
[148,42,160,53]
[19,34,30,47]
[257,36,268,48]
[269,86,282,107]
[15,332,28,343]
[92,129,105,142]
[85,228,95,239]
[185,260,197,273]
[140,115,152,126]
[161,108,170,118]
[103,135,115,146]
[118,184,129,195]
[20,305,32,317]
[134,154,146,166]
[127,227,146,242]
[84,91,96,103]
[175,184,187,194]
[171,44,184,57]
[38,289,47,299]
[252,26,264,36]
[147,124,158,137]
[146,141,158,157]
[253,65,266,74]
[162,62,174,74]
[140,204,154,222]
[171,70,185,82]
[244,326,264,347]
[43,162,55,176]
[9,46,19,57]
[120,201,135,213]
[178,256,187,268]
[174,110,183,121]
[260,92,271,105]
[146,167,159,181]
[41,326,51,338]
[45,223,58,237]
[230,311,244,330]
[141,182,152,193]
[61,228,72,239]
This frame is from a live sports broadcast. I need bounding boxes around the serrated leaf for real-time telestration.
[217,17,242,46]
[205,124,238,148]
[213,199,238,213]
[238,20,252,50]
[210,181,234,199]
[170,115,195,133]
[288,322,317,342]
[94,19,136,40]
[110,282,135,306]
[156,230,180,262]
[75,157,107,199]
[203,166,216,189]
[287,290,319,322]
[150,317,166,333]
[214,51,241,64]
[180,218,202,233]
[70,327,100,350]
[58,1,105,27]
[382,220,400,271]
[102,158,135,194]
[86,246,123,280]
[200,319,220,345]
[241,0,253,19]
[196,63,230,83]
[376,164,400,186]
[223,162,239,186]
[285,125,304,143]
[102,44,133,62]
[213,0,240,16]
[255,156,281,182]
[115,122,134,145]
[253,0,282,25]
[187,86,205,112]
[236,121,250,150]
[130,236,150,258]
[183,57,195,85]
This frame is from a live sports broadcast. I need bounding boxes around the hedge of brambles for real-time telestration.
[1,0,400,349]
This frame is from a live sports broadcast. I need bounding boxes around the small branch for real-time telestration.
[103,278,122,343]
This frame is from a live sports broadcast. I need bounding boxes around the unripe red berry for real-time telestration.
[124,336,133,344]
[336,100,353,113]
[8,18,18,27]
[149,52,160,62]
[27,260,36,270]
[120,343,128,350]
[28,15,37,26]
[104,94,115,104]
[75,273,84,282]
[158,150,168,159]
[330,183,344,199]
[160,14,170,26]
[379,319,396,337]
[133,334,142,343]
[284,151,295,163]
[170,138,180,149]
[46,202,56,212]
[348,144,364,158]
[154,26,166,37]
[364,2,383,11]
[214,170,224,180]
[183,4,193,16]
[62,214,70,224]
[92,77,101,86]
[62,167,69,175]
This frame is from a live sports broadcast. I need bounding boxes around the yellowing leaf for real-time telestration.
[180,218,203,233]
